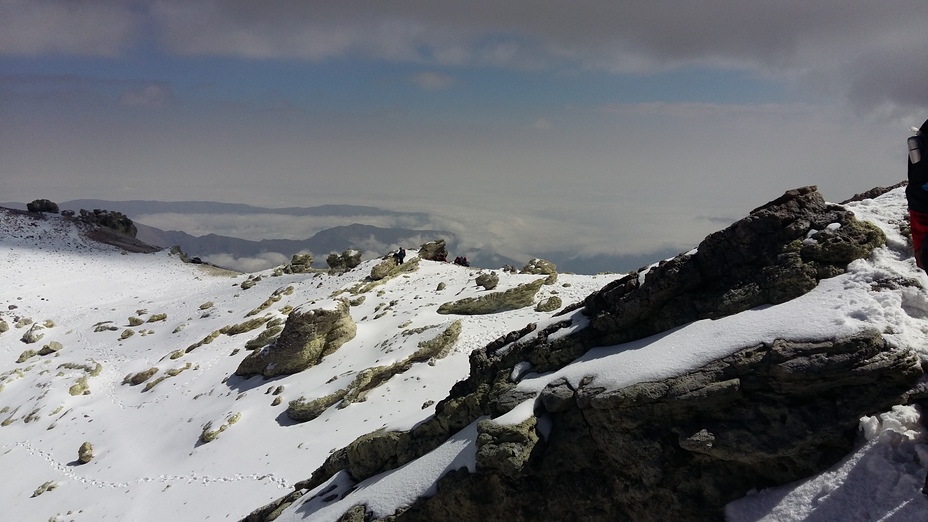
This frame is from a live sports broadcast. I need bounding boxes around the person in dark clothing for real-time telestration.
[393,247,406,266]
[907,119,928,269]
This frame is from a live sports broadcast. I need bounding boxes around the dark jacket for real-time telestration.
[906,119,928,213]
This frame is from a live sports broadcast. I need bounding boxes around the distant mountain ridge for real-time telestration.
[2,198,666,273]
[134,222,459,263]
[57,199,432,220]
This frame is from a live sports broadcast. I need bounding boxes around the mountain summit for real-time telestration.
[1,186,927,521]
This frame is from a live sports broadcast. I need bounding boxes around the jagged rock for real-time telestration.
[386,330,921,522]
[78,441,94,464]
[21,324,44,344]
[327,250,363,270]
[26,199,59,213]
[522,258,557,275]
[583,186,886,347]
[475,272,499,290]
[418,239,448,261]
[235,300,356,378]
[289,253,314,273]
[438,279,544,315]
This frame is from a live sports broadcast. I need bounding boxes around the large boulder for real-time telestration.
[521,258,556,275]
[438,279,544,315]
[26,199,59,213]
[235,300,356,378]
[326,250,362,270]
[418,239,448,261]
[289,253,314,273]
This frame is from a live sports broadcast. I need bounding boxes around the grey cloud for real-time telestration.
[142,1,928,112]
[0,0,136,56]
[409,71,456,91]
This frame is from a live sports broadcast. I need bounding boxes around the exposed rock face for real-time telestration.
[235,300,357,378]
[327,250,363,270]
[583,186,885,349]
[393,331,921,522]
[521,258,556,275]
[26,199,59,213]
[418,239,448,261]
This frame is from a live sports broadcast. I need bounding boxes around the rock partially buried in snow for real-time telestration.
[78,441,94,464]
[235,299,357,378]
[20,324,44,344]
[522,258,557,275]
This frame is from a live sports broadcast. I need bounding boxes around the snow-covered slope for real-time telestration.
[2,188,928,522]
[0,208,618,521]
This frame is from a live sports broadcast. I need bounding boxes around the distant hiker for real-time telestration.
[434,251,447,262]
[393,247,406,266]
[453,256,470,267]
[907,119,928,269]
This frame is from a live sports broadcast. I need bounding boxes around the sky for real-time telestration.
[2,1,928,261]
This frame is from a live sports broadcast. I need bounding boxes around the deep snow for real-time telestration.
[1,188,927,521]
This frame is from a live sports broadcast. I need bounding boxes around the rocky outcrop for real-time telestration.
[235,300,356,378]
[391,330,922,522]
[26,199,59,213]
[288,253,314,273]
[437,279,544,315]
[581,185,885,352]
[78,208,138,237]
[243,187,907,522]
[327,250,363,270]
[521,258,556,275]
[418,239,448,261]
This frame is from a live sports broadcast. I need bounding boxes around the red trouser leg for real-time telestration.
[910,210,928,268]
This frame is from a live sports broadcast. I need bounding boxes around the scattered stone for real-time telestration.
[21,324,44,344]
[475,272,499,290]
[37,341,63,356]
[78,441,94,464]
